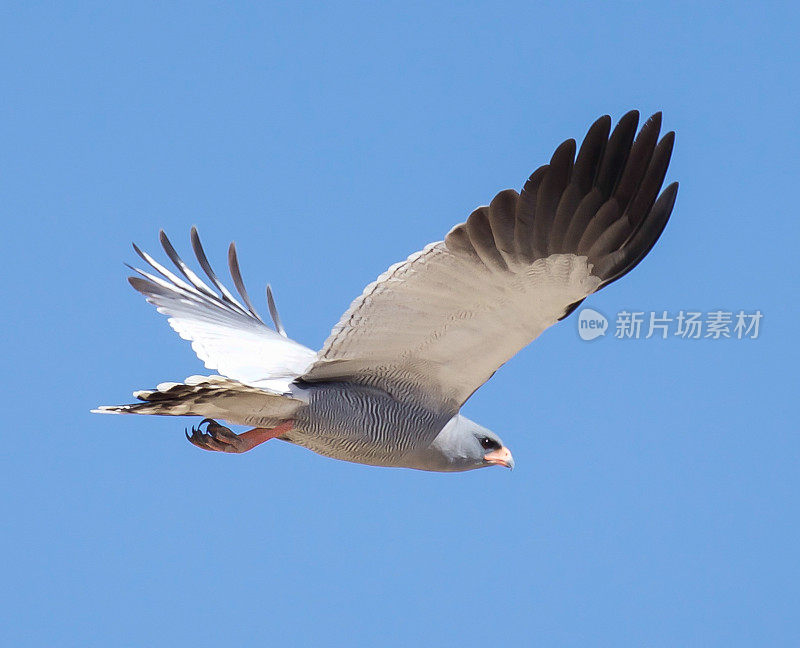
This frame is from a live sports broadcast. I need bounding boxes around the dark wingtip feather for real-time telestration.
[157,229,215,298]
[131,242,147,262]
[266,284,288,337]
[611,112,663,213]
[597,181,678,287]
[595,111,639,196]
[189,228,248,314]
[487,188,519,258]
[227,241,263,321]
[550,138,577,166]
[626,180,678,268]
[128,275,153,294]
[621,109,640,124]
[657,181,679,214]
[532,111,676,290]
[158,230,182,268]
[573,115,611,191]
[623,129,676,232]
[444,222,483,265]
[533,139,576,254]
[465,206,509,271]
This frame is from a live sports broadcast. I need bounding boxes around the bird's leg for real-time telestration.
[186,419,294,454]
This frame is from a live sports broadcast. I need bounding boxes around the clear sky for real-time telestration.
[1,2,797,646]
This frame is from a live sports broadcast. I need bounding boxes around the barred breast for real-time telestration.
[285,382,450,467]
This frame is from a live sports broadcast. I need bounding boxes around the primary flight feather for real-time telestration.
[95,110,677,472]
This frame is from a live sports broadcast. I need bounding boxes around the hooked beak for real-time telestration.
[483,446,514,470]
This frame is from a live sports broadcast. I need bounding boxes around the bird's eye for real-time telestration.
[480,437,499,450]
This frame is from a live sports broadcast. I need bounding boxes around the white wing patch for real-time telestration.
[128,229,316,393]
[159,297,315,393]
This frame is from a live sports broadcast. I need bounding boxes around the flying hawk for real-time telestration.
[95,111,677,472]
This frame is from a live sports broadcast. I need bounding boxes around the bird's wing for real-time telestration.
[301,111,677,413]
[127,228,316,393]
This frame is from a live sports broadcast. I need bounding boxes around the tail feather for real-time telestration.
[93,374,305,427]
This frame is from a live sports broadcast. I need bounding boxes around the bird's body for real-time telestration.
[285,382,450,469]
[95,111,678,472]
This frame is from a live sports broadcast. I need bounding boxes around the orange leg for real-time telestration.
[235,421,294,451]
[186,419,294,453]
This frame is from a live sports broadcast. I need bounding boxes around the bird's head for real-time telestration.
[423,414,514,472]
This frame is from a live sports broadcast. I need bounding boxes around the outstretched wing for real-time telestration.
[127,228,316,392]
[301,111,677,413]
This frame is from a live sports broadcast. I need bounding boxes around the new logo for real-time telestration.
[577,308,608,341]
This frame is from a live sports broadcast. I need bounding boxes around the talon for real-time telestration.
[207,421,238,442]
[185,418,236,452]
[184,418,294,454]
[206,421,225,434]
[185,421,222,451]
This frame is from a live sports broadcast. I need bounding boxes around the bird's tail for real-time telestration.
[92,374,305,428]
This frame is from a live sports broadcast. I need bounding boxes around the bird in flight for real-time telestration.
[95,110,677,472]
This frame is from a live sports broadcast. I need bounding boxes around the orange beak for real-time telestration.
[483,446,514,469]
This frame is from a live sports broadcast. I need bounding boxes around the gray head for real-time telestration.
[419,414,514,472]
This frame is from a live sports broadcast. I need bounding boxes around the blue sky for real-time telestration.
[1,2,797,646]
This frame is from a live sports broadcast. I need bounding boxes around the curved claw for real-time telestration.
[184,418,292,454]
[186,420,229,452]
[185,418,244,453]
